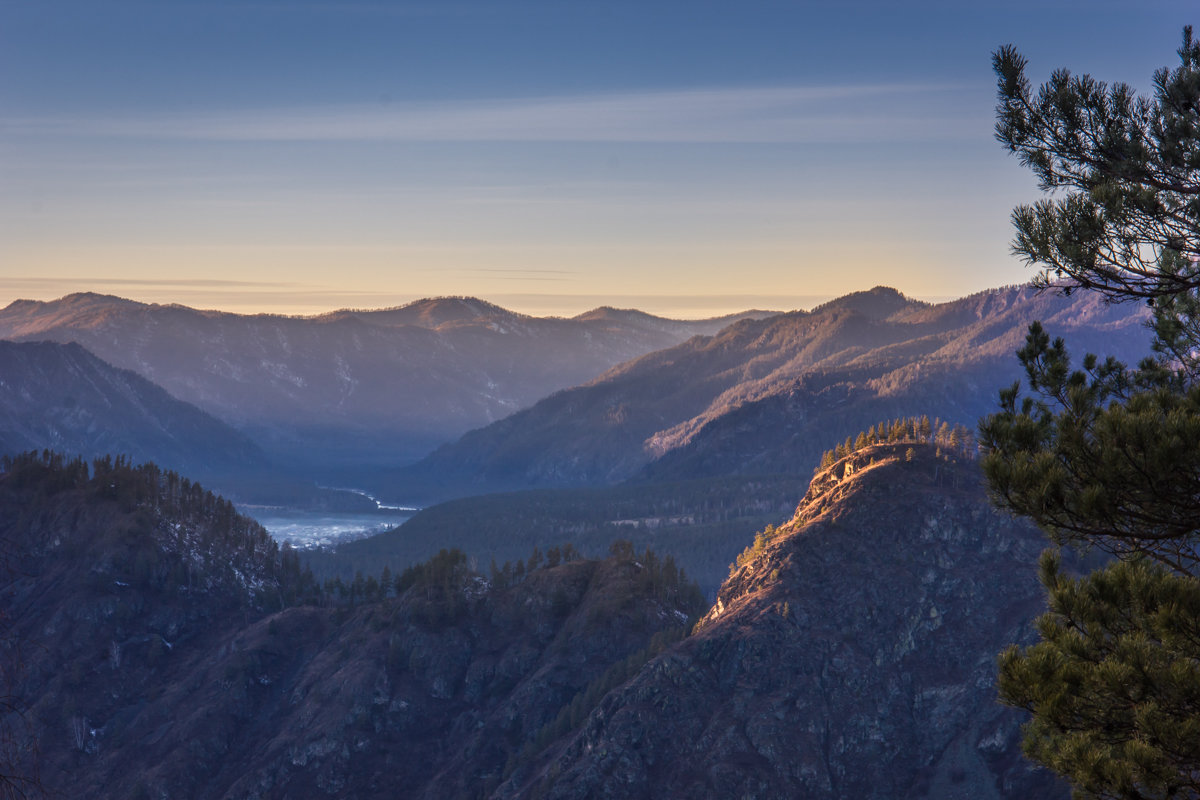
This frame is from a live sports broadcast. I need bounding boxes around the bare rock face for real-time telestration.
[505,444,1065,799]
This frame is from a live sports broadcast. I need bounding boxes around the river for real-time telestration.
[244,506,414,549]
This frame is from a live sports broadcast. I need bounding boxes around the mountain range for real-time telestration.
[0,280,1130,797]
[0,287,1152,509]
[380,285,1151,503]
[0,293,769,478]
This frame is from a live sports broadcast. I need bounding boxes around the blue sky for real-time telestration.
[0,1,1193,316]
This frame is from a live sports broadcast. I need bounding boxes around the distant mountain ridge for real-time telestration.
[383,285,1150,502]
[0,293,773,477]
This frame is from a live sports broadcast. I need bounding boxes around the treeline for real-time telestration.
[726,417,979,579]
[0,450,320,608]
[818,415,975,471]
[319,539,705,626]
[319,544,586,611]
[730,522,789,577]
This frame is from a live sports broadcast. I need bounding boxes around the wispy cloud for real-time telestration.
[7,84,983,144]
[0,277,302,289]
[423,268,576,282]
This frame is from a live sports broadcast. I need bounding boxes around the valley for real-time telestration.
[241,507,413,550]
[0,285,1153,798]
[10,8,1194,798]
[0,294,771,483]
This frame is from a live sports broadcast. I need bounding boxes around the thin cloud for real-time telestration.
[457,268,575,281]
[9,84,983,144]
[0,277,302,288]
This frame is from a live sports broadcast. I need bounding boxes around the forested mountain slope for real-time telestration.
[385,285,1148,503]
[500,443,1067,799]
[309,473,809,596]
[2,442,1067,798]
[0,453,703,799]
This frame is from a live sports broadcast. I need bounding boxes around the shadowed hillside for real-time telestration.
[0,341,266,485]
[0,452,704,799]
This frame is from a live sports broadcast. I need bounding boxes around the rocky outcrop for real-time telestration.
[504,444,1065,799]
[3,445,1071,799]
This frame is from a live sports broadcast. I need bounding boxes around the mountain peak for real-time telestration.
[810,285,923,320]
[713,440,979,618]
[2,292,145,312]
[323,296,526,328]
[0,293,150,335]
[572,306,664,324]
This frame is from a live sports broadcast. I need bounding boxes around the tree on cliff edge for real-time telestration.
[980,28,1200,799]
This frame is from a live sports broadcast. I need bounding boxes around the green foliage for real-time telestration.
[814,415,975,476]
[730,523,784,577]
[986,30,1200,798]
[395,548,468,593]
[980,323,1200,574]
[394,549,473,626]
[993,28,1200,301]
[998,554,1200,799]
[629,546,707,617]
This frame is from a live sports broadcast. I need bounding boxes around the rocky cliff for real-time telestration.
[501,444,1066,799]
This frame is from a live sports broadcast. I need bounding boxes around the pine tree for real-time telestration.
[982,29,1200,796]
[997,553,1200,800]
[936,421,951,447]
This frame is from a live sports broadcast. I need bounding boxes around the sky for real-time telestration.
[0,1,1194,318]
